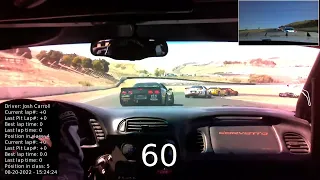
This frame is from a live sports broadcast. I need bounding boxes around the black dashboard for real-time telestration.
[53,100,312,180]
[1,99,313,180]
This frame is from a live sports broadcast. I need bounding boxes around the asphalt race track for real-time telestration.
[84,92,296,111]
[239,29,318,43]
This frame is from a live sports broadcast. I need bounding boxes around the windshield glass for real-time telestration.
[239,1,319,43]
[285,27,294,30]
[0,42,319,112]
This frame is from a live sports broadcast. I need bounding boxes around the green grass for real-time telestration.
[239,29,272,33]
[286,20,318,32]
[296,27,318,33]
[239,20,319,33]
[285,20,318,28]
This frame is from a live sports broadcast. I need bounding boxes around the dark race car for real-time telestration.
[221,88,239,96]
[279,92,299,98]
[120,82,174,106]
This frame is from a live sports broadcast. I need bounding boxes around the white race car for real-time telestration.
[184,85,211,98]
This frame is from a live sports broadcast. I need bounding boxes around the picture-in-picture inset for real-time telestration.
[239,0,319,45]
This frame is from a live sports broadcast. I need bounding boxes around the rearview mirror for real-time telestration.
[168,88,172,91]
[90,38,168,60]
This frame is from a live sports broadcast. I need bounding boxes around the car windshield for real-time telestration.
[0,42,319,112]
[239,1,318,43]
[285,27,294,30]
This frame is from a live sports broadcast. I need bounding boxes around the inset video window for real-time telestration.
[239,0,319,45]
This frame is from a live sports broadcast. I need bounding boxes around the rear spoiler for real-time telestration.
[121,87,161,91]
[121,87,161,95]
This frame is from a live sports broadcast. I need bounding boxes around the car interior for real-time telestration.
[0,0,320,180]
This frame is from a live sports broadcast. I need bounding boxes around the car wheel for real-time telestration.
[170,95,175,105]
[185,95,189,98]
[164,95,169,106]
[120,102,129,106]
[167,95,174,106]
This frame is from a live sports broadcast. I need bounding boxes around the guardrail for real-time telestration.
[0,57,26,64]
[0,86,115,100]
[39,58,118,82]
[122,76,257,85]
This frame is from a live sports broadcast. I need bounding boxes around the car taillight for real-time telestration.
[121,91,127,94]
[154,90,160,94]
[128,91,133,94]
[148,90,153,94]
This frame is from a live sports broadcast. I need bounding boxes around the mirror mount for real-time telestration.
[130,24,138,38]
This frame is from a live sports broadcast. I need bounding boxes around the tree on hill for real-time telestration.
[92,60,104,72]
[92,59,110,73]
[72,56,82,67]
[60,55,73,66]
[65,53,78,60]
[36,50,63,64]
[36,50,47,60]
[249,74,274,83]
[35,51,110,73]
[100,59,110,72]
[81,58,93,68]
[139,70,149,74]
[249,58,276,67]
[47,50,63,63]
[154,68,165,77]
[16,48,32,59]
[1,48,32,59]
[223,61,242,65]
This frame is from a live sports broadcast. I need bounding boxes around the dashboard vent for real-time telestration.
[125,118,168,132]
[186,131,205,153]
[89,119,105,141]
[283,132,309,154]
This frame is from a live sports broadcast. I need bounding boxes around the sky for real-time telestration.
[239,1,319,30]
[30,42,320,72]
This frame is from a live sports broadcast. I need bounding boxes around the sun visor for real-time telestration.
[3,0,194,22]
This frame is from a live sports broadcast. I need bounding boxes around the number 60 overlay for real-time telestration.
[142,143,177,167]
